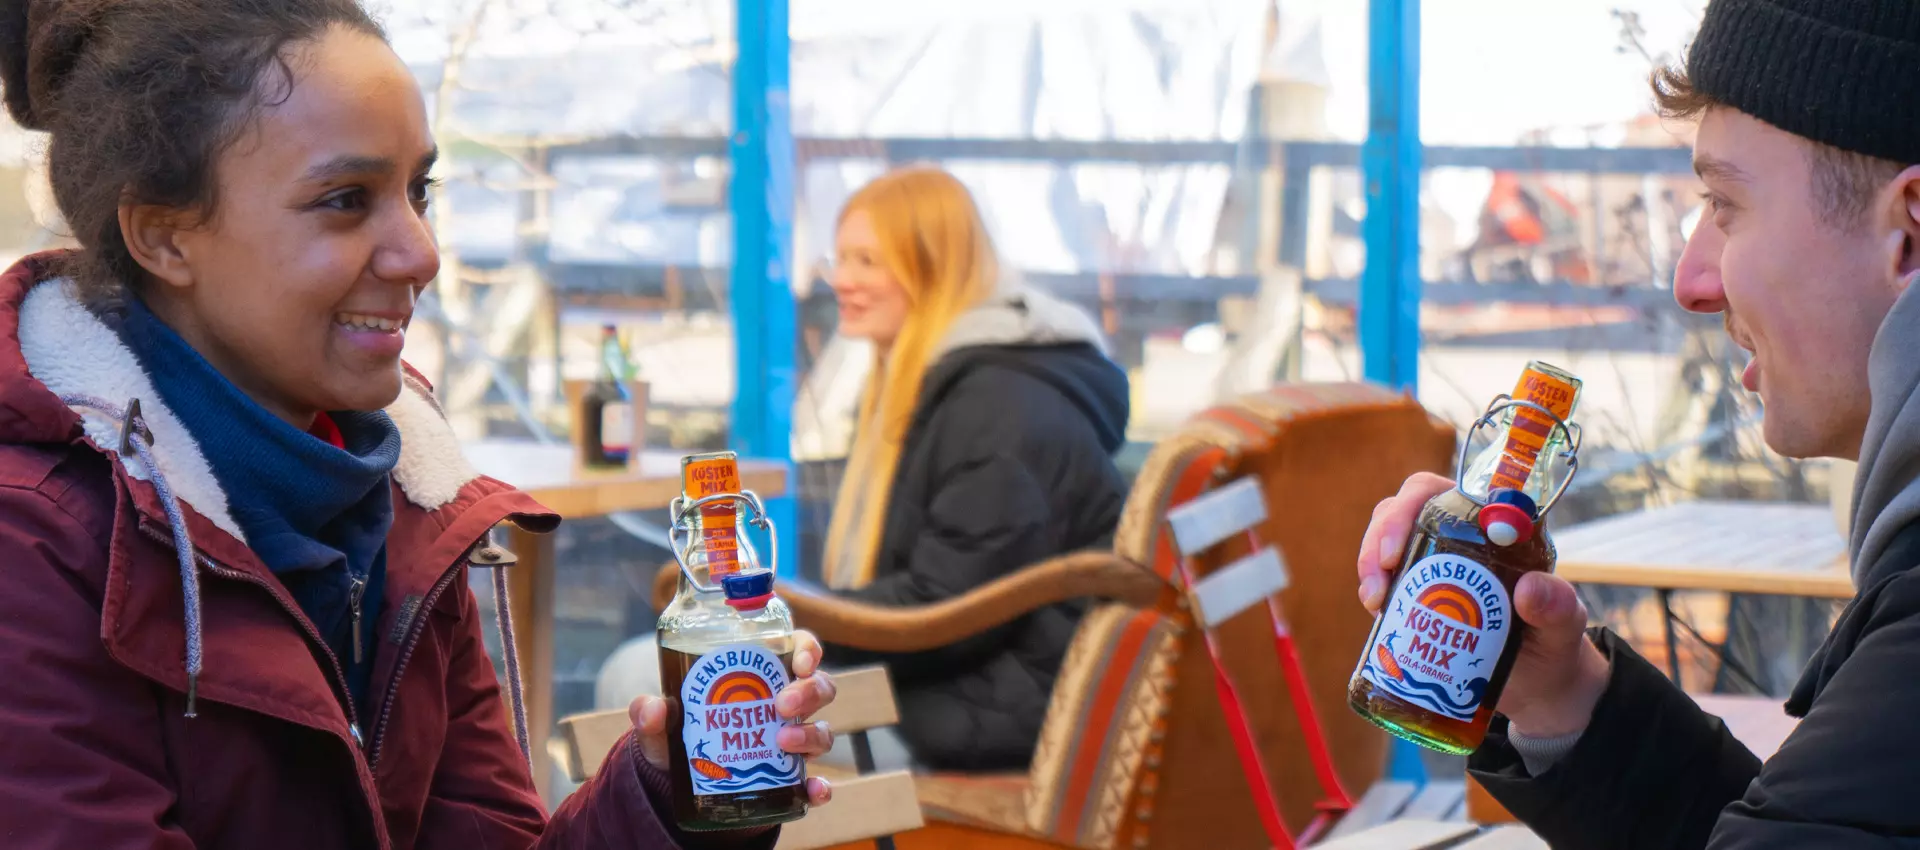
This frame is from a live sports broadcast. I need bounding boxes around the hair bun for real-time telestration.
[0,0,108,131]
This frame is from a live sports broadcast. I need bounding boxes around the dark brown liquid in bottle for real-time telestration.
[659,645,808,831]
[1346,488,1558,754]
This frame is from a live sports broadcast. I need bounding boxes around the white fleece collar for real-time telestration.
[17,281,481,542]
[930,278,1112,362]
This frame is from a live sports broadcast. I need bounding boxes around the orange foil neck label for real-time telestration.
[684,457,743,578]
[1490,368,1577,493]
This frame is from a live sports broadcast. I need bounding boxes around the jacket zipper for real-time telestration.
[366,556,469,772]
[139,522,364,745]
[348,577,367,665]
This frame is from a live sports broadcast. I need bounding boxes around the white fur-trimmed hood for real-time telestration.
[17,280,482,541]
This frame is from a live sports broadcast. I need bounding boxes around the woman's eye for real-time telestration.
[319,188,368,212]
[410,176,441,210]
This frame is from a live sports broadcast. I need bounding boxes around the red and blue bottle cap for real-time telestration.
[1479,488,1538,547]
[722,571,776,610]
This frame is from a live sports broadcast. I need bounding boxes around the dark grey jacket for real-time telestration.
[825,287,1130,771]
[1469,281,1920,848]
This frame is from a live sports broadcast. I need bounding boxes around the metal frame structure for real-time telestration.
[1362,0,1423,394]
[730,0,799,577]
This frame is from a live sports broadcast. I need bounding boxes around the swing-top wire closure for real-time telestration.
[667,489,779,593]
[1453,394,1583,519]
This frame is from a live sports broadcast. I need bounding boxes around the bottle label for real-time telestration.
[683,456,743,577]
[679,645,800,796]
[1492,365,1579,492]
[1358,553,1512,721]
[601,402,631,451]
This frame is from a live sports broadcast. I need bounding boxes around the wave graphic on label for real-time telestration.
[680,646,801,796]
[1359,553,1510,721]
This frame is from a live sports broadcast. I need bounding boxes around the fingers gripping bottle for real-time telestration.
[658,451,808,830]
[1347,361,1584,754]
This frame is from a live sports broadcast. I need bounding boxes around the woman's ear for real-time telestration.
[118,202,197,290]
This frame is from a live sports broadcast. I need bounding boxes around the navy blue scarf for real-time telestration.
[116,296,400,720]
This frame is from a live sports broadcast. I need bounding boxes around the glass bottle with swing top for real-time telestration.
[657,451,808,830]
[1347,361,1585,754]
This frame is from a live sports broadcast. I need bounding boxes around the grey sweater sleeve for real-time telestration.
[1508,725,1584,776]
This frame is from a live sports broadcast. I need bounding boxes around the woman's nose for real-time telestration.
[374,206,441,286]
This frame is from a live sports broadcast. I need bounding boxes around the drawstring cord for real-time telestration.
[489,561,532,762]
[60,395,534,770]
[62,395,202,718]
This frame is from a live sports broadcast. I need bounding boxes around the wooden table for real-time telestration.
[463,440,789,798]
[1552,500,1853,680]
[1693,693,1798,760]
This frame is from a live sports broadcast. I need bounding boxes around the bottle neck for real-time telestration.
[598,333,626,383]
[1461,415,1569,505]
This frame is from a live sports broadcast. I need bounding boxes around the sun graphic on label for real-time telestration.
[1416,583,1484,629]
[709,670,775,704]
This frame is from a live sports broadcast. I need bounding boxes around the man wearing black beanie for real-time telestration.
[1353,1,1920,846]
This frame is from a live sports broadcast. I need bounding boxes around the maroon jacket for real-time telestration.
[0,253,773,850]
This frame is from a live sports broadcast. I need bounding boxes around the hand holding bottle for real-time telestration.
[630,629,837,806]
[1356,472,1611,740]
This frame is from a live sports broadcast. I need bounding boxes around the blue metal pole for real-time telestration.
[730,0,799,578]
[1361,0,1423,394]
[1365,0,1430,784]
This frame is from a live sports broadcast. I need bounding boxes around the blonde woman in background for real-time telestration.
[599,166,1130,772]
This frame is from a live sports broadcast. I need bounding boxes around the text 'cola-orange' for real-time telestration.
[657,451,807,830]
[1347,361,1584,754]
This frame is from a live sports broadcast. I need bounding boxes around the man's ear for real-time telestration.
[1886,165,1920,285]
[117,202,197,291]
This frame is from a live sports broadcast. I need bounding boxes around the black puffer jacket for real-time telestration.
[826,287,1130,771]
[1469,278,1920,848]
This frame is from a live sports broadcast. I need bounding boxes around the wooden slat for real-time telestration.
[1312,820,1479,850]
[557,708,632,783]
[1166,476,1267,555]
[1398,780,1465,822]
[810,665,900,735]
[1191,547,1290,628]
[775,771,924,850]
[1454,825,1548,849]
[1554,561,1854,599]
[1324,781,1418,840]
[557,667,901,784]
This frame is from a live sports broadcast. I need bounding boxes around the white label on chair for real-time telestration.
[1167,477,1268,556]
[1191,547,1290,628]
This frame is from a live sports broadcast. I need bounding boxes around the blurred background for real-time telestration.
[0,0,1846,801]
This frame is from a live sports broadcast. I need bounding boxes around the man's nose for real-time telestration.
[1673,214,1728,314]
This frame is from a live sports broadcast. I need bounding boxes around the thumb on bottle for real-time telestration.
[1513,572,1589,646]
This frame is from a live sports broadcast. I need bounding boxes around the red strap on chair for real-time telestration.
[1170,549,1297,850]
[1247,529,1356,845]
[1165,521,1360,850]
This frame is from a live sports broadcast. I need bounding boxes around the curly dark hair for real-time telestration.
[1653,64,1903,227]
[0,0,386,303]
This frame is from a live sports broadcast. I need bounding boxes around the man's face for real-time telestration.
[1673,108,1902,460]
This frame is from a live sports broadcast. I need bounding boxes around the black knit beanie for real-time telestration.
[1689,0,1920,164]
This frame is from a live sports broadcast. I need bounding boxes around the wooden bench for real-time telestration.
[557,665,924,850]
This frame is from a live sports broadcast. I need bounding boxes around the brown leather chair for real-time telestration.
[654,382,1456,849]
